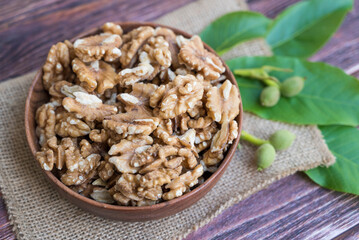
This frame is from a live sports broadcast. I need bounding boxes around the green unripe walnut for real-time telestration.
[280,76,305,97]
[269,130,296,151]
[256,143,276,171]
[260,86,280,107]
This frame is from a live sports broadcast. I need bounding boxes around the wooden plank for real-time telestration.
[249,0,359,70]
[0,191,15,240]
[248,0,301,18]
[186,1,359,239]
[0,0,194,82]
[0,0,195,239]
[185,174,359,239]
[1,0,359,239]
[333,224,359,240]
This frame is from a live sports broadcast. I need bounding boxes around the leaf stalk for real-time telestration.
[240,130,268,146]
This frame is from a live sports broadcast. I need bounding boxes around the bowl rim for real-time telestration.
[25,21,243,212]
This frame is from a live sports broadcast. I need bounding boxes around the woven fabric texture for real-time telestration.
[0,0,335,239]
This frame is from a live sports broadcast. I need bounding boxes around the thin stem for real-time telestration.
[240,130,268,146]
[262,78,281,88]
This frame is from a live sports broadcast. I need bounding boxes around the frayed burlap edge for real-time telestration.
[0,74,35,240]
[0,0,336,239]
[0,72,335,240]
[177,125,334,240]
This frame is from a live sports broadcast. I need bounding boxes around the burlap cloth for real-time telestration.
[0,0,335,239]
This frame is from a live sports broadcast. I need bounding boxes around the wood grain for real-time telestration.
[1,0,359,239]
[185,0,359,239]
[0,0,195,82]
[249,0,359,70]
[186,174,359,240]
[0,194,15,240]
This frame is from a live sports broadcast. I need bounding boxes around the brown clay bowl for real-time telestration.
[25,22,243,221]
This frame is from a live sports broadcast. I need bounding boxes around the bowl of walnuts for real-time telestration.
[25,22,242,221]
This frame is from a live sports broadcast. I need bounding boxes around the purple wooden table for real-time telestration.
[1,0,359,239]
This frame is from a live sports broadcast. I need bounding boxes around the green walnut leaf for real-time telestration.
[305,125,359,195]
[266,0,353,58]
[200,11,271,55]
[227,56,359,126]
